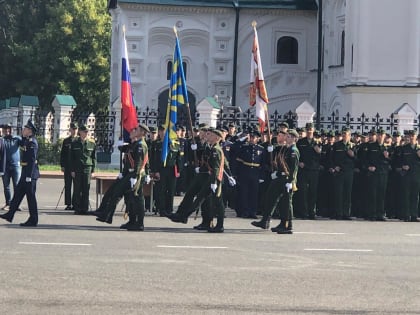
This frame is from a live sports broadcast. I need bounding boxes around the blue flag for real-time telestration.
[162,36,189,166]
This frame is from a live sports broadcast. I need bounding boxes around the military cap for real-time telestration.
[79,124,88,132]
[149,126,157,133]
[341,127,351,133]
[288,129,299,138]
[353,131,361,136]
[228,123,235,128]
[70,122,78,129]
[407,130,417,136]
[327,130,335,137]
[369,128,377,135]
[193,127,199,132]
[377,128,386,134]
[314,130,320,137]
[2,123,11,129]
[305,122,315,129]
[198,123,209,130]
[158,124,166,131]
[250,130,261,137]
[139,123,150,133]
[279,122,289,129]
[209,129,223,138]
[24,119,37,134]
[278,130,288,135]
[220,126,229,133]
[392,131,401,137]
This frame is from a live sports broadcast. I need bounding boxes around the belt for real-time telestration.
[20,160,37,166]
[241,161,260,167]
[129,168,135,172]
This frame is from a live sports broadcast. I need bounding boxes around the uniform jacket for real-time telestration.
[296,137,321,170]
[70,138,96,173]
[60,135,77,169]
[330,140,355,171]
[20,136,39,180]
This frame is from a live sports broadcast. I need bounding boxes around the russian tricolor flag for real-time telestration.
[121,28,138,141]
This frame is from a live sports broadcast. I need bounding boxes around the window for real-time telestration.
[276,36,298,64]
[167,61,187,80]
[340,31,345,66]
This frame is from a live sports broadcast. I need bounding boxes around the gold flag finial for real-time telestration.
[251,20,257,29]
[173,25,178,37]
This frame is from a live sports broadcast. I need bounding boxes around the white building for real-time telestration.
[107,0,420,123]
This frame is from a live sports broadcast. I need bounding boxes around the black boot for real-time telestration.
[0,211,14,223]
[277,220,293,234]
[208,216,224,233]
[167,212,188,224]
[251,217,270,230]
[126,215,144,231]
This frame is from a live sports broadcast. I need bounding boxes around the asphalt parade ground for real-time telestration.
[0,178,420,315]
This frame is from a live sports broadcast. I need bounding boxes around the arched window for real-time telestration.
[167,61,187,80]
[340,31,345,66]
[276,36,298,64]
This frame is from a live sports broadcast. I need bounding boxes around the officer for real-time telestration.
[70,124,96,215]
[60,122,78,210]
[251,129,300,234]
[0,120,39,226]
[386,131,403,219]
[175,125,187,196]
[295,122,321,219]
[235,129,266,218]
[145,126,157,212]
[1,123,21,210]
[329,127,355,220]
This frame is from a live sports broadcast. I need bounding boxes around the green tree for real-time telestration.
[0,0,111,113]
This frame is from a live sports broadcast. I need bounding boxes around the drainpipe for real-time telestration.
[232,0,239,107]
[316,0,323,128]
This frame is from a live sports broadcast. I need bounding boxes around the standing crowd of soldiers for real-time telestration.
[1,119,420,231]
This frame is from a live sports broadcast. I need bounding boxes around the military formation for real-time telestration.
[1,119,420,232]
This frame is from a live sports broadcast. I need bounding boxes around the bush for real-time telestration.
[37,138,63,166]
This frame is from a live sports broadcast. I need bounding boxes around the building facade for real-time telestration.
[108,0,420,123]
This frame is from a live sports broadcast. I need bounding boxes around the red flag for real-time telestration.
[249,24,269,132]
[121,29,138,137]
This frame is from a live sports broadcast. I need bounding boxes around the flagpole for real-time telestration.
[119,25,126,173]
[173,26,198,166]
[252,21,273,170]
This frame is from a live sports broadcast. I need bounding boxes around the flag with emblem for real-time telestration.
[121,26,138,142]
[162,29,189,166]
[249,22,269,133]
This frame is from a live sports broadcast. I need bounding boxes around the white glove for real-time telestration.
[239,136,248,142]
[26,177,32,182]
[184,163,188,167]
[210,183,217,193]
[116,140,124,147]
[271,172,278,180]
[228,176,236,186]
[145,175,151,184]
[130,178,137,188]
[195,167,200,174]
[267,145,274,152]
[191,143,198,151]
[258,179,264,183]
[0,172,4,176]
[117,173,123,179]
[285,182,293,193]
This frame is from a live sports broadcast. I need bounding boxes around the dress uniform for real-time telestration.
[70,124,96,214]
[251,129,300,234]
[0,120,39,226]
[235,130,266,218]
[60,122,78,210]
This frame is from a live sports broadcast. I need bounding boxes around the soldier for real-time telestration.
[93,124,150,224]
[399,130,420,222]
[386,131,403,219]
[0,120,39,226]
[60,122,78,210]
[251,129,300,234]
[365,129,390,221]
[329,127,355,220]
[1,123,21,210]
[295,122,321,219]
[70,124,96,215]
[122,124,151,231]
